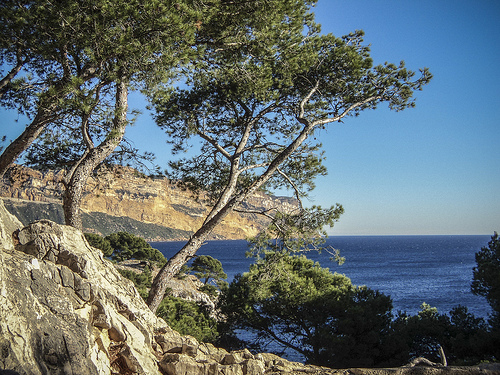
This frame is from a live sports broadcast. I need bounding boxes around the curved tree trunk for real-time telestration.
[147,121,318,311]
[63,79,128,230]
[146,92,382,312]
[147,196,238,312]
[0,110,56,179]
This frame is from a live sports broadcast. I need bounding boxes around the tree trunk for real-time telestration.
[147,95,380,312]
[147,193,240,312]
[62,79,128,230]
[63,158,94,230]
[0,112,54,179]
[147,124,317,312]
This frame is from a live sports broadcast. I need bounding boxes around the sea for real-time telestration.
[152,235,493,319]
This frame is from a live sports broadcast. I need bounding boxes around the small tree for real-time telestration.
[472,232,500,328]
[191,255,228,285]
[105,232,166,266]
[156,296,218,343]
[471,232,500,360]
[388,304,492,366]
[117,266,152,300]
[218,252,393,368]
[84,233,113,257]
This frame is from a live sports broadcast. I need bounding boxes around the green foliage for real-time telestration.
[1,0,207,212]
[248,205,345,263]
[152,23,432,205]
[190,255,227,285]
[219,252,393,368]
[105,231,166,266]
[117,266,152,300]
[472,232,500,328]
[387,304,493,366]
[156,296,218,343]
[0,135,6,153]
[84,233,113,257]
[23,124,158,174]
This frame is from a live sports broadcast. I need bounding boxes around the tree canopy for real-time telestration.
[1,0,433,317]
[219,252,393,368]
[105,231,166,266]
[472,232,500,333]
[471,232,500,360]
[190,255,228,286]
[0,0,205,228]
[146,3,431,311]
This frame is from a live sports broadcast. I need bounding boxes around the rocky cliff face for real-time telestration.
[0,165,299,241]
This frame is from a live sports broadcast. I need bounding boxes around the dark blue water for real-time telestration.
[151,235,492,319]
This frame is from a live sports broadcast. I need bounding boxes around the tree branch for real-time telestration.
[233,207,277,220]
[298,80,320,121]
[238,162,270,174]
[0,51,25,97]
[276,167,304,210]
[198,129,232,160]
[312,95,383,127]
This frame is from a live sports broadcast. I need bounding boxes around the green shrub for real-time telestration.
[156,296,218,343]
[219,251,393,368]
[105,231,167,266]
[117,266,152,300]
[85,233,113,257]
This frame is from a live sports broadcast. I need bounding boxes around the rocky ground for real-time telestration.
[0,198,498,374]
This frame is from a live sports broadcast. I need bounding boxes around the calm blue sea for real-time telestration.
[151,235,492,319]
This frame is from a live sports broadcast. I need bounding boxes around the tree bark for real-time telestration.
[0,59,24,98]
[63,79,128,230]
[146,203,231,312]
[0,110,55,179]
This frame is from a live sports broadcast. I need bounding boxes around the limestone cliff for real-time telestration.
[0,165,299,241]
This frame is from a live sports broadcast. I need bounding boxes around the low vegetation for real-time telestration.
[85,231,166,266]
[156,297,218,343]
[89,230,500,367]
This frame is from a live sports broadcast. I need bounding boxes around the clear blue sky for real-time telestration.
[2,0,499,235]
[307,0,500,235]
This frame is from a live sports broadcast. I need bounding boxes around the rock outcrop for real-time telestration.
[1,199,498,374]
[0,165,299,241]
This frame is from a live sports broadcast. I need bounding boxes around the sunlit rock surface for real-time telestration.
[0,165,299,241]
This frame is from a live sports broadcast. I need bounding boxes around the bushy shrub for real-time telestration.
[386,303,492,366]
[105,231,167,266]
[218,251,393,368]
[84,232,113,257]
[472,232,500,329]
[117,266,152,300]
[156,296,218,343]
